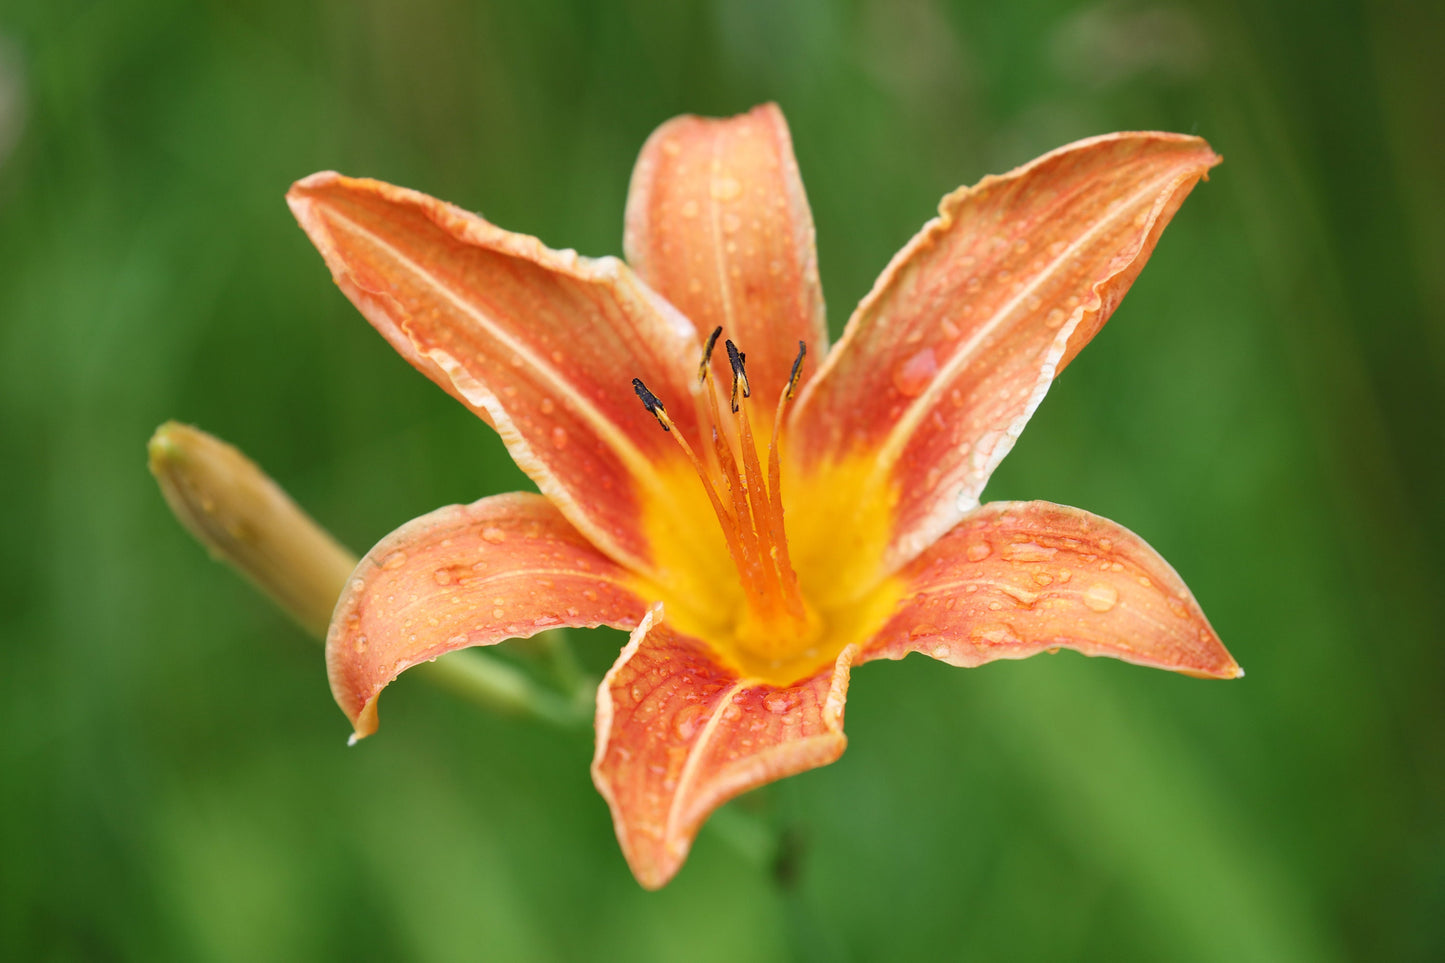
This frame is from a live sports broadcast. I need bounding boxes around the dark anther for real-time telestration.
[698,326,723,383]
[631,377,669,431]
[724,339,751,412]
[786,341,807,399]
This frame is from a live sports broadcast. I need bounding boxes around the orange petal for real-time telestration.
[329,492,647,739]
[592,605,853,889]
[865,501,1240,678]
[624,103,828,401]
[288,173,704,578]
[789,133,1221,575]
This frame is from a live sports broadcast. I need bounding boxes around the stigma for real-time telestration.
[634,329,818,664]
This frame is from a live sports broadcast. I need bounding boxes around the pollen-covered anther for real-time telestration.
[785,340,807,400]
[697,325,723,383]
[724,339,750,413]
[631,377,670,431]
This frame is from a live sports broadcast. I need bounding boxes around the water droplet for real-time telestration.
[722,212,741,233]
[582,588,598,601]
[433,568,454,586]
[1033,572,1054,586]
[540,397,555,414]
[1002,541,1058,562]
[1045,308,1066,328]
[381,551,407,570]
[710,176,742,201]
[997,583,1039,606]
[972,622,1021,646]
[680,199,699,217]
[481,527,507,544]
[763,691,794,714]
[931,642,951,659]
[550,426,568,449]
[909,622,938,639]
[1082,582,1120,612]
[353,634,368,654]
[492,607,505,619]
[674,704,705,739]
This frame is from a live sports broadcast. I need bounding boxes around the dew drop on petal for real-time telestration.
[1002,541,1058,562]
[710,176,742,201]
[681,199,699,218]
[1082,582,1120,612]
[892,347,938,397]
[972,622,1022,646]
[673,704,705,740]
[433,568,454,586]
[381,551,407,570]
[481,527,507,544]
[965,540,991,562]
[763,691,793,714]
[550,426,568,449]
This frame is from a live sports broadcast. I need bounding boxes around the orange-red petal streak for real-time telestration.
[328,492,647,740]
[865,501,1240,678]
[288,173,704,578]
[625,103,828,401]
[790,133,1221,576]
[592,606,854,889]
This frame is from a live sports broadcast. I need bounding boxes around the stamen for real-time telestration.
[785,340,806,399]
[627,340,817,662]
[631,378,669,431]
[725,339,750,413]
[767,341,807,608]
[698,326,723,383]
[631,377,761,599]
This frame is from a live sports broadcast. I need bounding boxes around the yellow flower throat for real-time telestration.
[633,330,901,685]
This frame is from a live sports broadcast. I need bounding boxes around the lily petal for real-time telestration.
[329,492,647,740]
[789,134,1221,579]
[288,173,705,578]
[865,501,1240,678]
[592,605,853,889]
[624,103,829,401]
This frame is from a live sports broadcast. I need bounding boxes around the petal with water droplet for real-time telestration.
[624,103,829,402]
[862,500,1240,679]
[789,133,1221,582]
[329,492,648,740]
[287,172,704,581]
[593,605,853,889]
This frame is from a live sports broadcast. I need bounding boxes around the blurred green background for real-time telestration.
[2,0,1441,959]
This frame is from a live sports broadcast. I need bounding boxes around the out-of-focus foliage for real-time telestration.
[1,0,1441,959]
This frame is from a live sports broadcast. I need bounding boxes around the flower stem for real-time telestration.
[148,421,591,729]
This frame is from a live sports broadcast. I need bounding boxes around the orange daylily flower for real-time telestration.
[288,104,1239,889]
